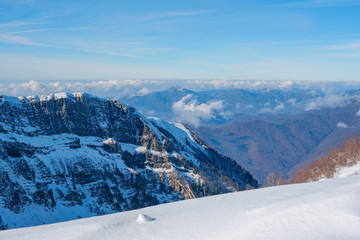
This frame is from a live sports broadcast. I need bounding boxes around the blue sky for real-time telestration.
[0,0,360,82]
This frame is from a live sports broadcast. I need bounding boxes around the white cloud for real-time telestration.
[182,79,306,91]
[279,80,293,89]
[2,79,359,108]
[305,92,350,111]
[136,87,151,96]
[87,79,147,90]
[337,122,348,128]
[5,80,46,96]
[128,86,152,97]
[0,79,157,98]
[259,102,285,113]
[356,109,360,117]
[172,94,225,127]
[186,79,236,90]
[287,98,297,105]
[219,111,233,119]
[146,110,156,116]
[274,102,285,111]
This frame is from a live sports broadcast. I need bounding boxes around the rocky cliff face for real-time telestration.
[0,93,257,230]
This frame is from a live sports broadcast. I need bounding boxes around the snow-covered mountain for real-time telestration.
[1,174,359,240]
[0,93,257,230]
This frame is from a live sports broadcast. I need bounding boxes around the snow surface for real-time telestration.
[2,175,360,240]
[334,161,360,178]
[54,92,69,99]
[15,92,95,103]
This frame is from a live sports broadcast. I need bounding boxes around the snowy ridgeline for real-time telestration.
[1,175,360,240]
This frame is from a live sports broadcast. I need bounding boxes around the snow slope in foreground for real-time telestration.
[2,175,360,240]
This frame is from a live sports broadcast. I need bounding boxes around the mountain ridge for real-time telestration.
[0,92,257,230]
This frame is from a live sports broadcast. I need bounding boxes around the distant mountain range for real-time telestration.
[192,101,360,183]
[0,93,257,230]
[121,87,360,183]
[120,86,356,126]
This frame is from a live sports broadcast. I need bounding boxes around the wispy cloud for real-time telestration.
[0,21,46,28]
[274,0,360,8]
[55,46,142,58]
[162,10,213,18]
[0,28,62,45]
[172,94,225,127]
[235,39,324,47]
[95,9,213,27]
[0,33,44,46]
[0,28,146,57]
[305,92,351,111]
[0,16,174,58]
[0,26,61,46]
[330,53,360,58]
[318,40,360,58]
[321,40,360,50]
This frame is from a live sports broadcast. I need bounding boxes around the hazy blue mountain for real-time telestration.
[191,100,360,183]
[120,87,326,126]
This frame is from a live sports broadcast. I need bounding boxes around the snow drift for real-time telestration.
[1,175,360,240]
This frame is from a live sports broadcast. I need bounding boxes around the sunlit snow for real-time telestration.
[2,175,360,240]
